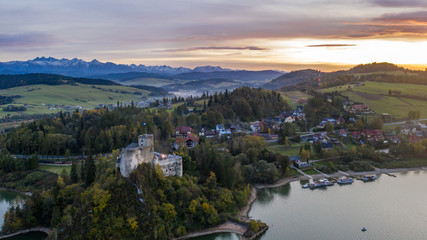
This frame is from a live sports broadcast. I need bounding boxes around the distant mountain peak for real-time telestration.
[193,66,232,72]
[0,57,194,77]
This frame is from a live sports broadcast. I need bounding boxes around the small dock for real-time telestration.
[383,172,397,177]
[313,168,338,181]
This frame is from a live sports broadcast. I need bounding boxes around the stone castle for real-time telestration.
[116,134,183,177]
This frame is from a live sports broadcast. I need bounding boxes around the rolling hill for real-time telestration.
[0,73,169,119]
[264,62,427,92]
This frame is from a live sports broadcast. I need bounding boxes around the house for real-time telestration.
[408,134,421,144]
[349,104,370,114]
[352,131,362,139]
[361,129,385,144]
[338,129,347,137]
[290,156,301,164]
[336,117,345,125]
[174,134,200,149]
[219,129,232,137]
[297,98,307,104]
[250,121,262,132]
[199,127,206,137]
[384,133,400,144]
[401,123,418,135]
[285,116,295,123]
[273,117,282,123]
[175,126,194,137]
[216,124,225,132]
[206,130,216,138]
[321,142,333,150]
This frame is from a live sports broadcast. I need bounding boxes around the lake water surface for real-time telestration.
[0,191,46,240]
[195,170,427,240]
[0,191,26,231]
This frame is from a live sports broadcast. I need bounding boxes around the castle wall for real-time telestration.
[155,154,183,177]
[119,134,183,177]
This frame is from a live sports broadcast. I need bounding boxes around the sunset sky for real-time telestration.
[1,0,427,71]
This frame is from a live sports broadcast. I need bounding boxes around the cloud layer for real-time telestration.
[0,0,426,70]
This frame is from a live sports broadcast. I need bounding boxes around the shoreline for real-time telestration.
[0,187,31,196]
[0,227,51,240]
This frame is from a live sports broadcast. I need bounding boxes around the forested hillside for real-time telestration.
[0,73,119,89]
[1,87,290,239]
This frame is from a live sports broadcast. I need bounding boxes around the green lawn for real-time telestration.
[0,84,151,117]
[39,164,72,174]
[267,142,304,156]
[321,81,427,119]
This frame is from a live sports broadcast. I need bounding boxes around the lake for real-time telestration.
[195,170,427,240]
[0,191,26,231]
[0,191,46,240]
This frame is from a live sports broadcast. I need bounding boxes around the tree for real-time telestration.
[71,160,78,183]
[325,122,334,134]
[300,149,310,161]
[160,120,173,141]
[85,153,96,186]
[284,137,290,148]
[370,117,383,130]
[355,119,364,130]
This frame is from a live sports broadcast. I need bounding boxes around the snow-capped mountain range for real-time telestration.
[0,57,232,77]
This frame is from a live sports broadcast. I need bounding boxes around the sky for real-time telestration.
[1,0,427,71]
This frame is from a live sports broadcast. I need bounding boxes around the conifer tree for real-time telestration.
[71,160,78,183]
[85,151,96,186]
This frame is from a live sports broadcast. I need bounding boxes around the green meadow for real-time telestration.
[322,81,427,119]
[0,84,151,117]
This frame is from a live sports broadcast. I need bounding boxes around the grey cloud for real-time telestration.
[157,46,268,52]
[0,33,56,47]
[306,44,357,47]
[373,11,427,23]
[370,0,427,7]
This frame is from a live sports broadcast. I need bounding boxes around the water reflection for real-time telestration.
[256,184,291,204]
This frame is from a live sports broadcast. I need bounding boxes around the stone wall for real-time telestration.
[155,154,183,177]
[119,134,183,177]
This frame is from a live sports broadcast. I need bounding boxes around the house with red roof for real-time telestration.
[175,126,194,137]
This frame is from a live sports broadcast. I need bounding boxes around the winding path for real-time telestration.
[0,227,51,240]
[174,221,246,240]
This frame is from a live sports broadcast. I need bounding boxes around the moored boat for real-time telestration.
[309,178,334,189]
[361,175,377,182]
[337,177,353,185]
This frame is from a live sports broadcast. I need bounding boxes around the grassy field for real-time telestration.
[119,77,181,87]
[39,164,72,174]
[0,84,151,117]
[279,91,311,109]
[267,142,304,156]
[322,81,427,119]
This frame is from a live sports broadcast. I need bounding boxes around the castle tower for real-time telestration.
[119,134,155,177]
[139,134,154,150]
